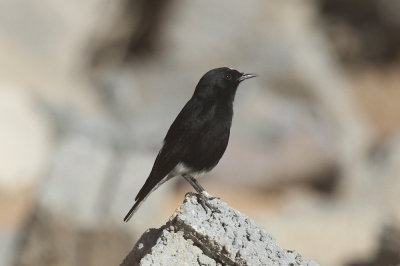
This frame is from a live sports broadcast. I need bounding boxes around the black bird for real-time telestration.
[124,67,257,222]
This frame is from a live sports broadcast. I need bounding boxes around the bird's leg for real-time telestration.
[182,174,220,213]
[182,174,205,193]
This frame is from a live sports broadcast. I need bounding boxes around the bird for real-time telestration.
[123,67,257,222]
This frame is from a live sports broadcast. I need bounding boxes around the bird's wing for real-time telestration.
[124,98,214,221]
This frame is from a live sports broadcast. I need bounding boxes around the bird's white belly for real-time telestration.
[152,163,206,195]
[170,163,206,179]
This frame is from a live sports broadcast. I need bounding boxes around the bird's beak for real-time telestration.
[237,73,258,82]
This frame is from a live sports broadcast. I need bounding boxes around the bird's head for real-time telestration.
[193,67,257,101]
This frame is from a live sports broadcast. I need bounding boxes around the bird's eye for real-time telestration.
[225,73,232,80]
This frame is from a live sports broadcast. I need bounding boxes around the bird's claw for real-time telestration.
[196,192,220,214]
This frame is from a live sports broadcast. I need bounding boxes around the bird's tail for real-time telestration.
[123,174,168,222]
[123,198,146,222]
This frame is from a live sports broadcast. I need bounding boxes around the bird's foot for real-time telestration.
[196,192,220,214]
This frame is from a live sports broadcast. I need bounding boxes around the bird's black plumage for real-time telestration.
[124,67,256,222]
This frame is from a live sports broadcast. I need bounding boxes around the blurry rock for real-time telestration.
[348,67,400,140]
[89,0,174,66]
[0,0,109,73]
[319,0,400,64]
[0,84,52,266]
[0,0,105,116]
[0,85,51,190]
[0,188,34,266]
[0,231,19,266]
[15,209,133,266]
[372,223,400,266]
[347,222,400,266]
[254,192,382,266]
[358,134,400,214]
[245,133,400,266]
[15,134,125,266]
[15,117,175,266]
[39,135,114,227]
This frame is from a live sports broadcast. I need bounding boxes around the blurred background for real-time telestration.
[0,0,400,265]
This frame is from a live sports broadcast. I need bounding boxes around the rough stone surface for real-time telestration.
[121,193,318,266]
